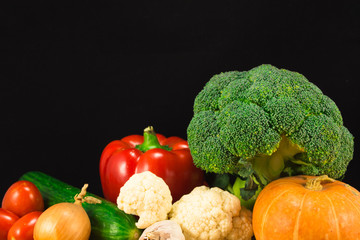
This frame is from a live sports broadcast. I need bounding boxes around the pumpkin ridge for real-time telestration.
[333,191,360,219]
[293,191,308,240]
[260,189,291,239]
[324,193,340,240]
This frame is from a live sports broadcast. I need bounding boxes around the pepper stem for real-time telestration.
[136,126,171,152]
[304,175,335,191]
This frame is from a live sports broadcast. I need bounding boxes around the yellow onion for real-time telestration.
[33,184,101,240]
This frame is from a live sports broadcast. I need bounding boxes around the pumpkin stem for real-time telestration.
[305,175,335,191]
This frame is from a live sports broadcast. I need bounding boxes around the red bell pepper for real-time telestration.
[99,126,204,203]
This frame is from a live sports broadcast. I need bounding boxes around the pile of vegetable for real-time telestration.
[116,171,253,240]
[1,172,142,240]
[1,64,359,240]
[184,64,359,239]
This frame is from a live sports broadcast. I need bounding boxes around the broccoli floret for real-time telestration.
[187,64,354,208]
[187,110,239,173]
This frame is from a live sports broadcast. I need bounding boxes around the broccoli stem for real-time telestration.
[227,176,261,210]
[252,136,304,185]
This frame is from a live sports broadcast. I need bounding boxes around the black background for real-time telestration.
[1,1,359,197]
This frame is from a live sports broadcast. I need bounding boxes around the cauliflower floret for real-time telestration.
[169,185,253,240]
[117,171,172,229]
[226,207,253,240]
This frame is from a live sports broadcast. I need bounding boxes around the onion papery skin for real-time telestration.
[34,202,91,240]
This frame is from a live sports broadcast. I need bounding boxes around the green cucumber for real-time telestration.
[20,171,141,240]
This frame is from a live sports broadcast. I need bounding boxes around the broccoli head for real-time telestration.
[187,64,354,208]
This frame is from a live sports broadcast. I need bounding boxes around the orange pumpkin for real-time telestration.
[252,175,360,240]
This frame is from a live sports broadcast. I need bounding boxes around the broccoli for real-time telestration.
[187,64,354,209]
